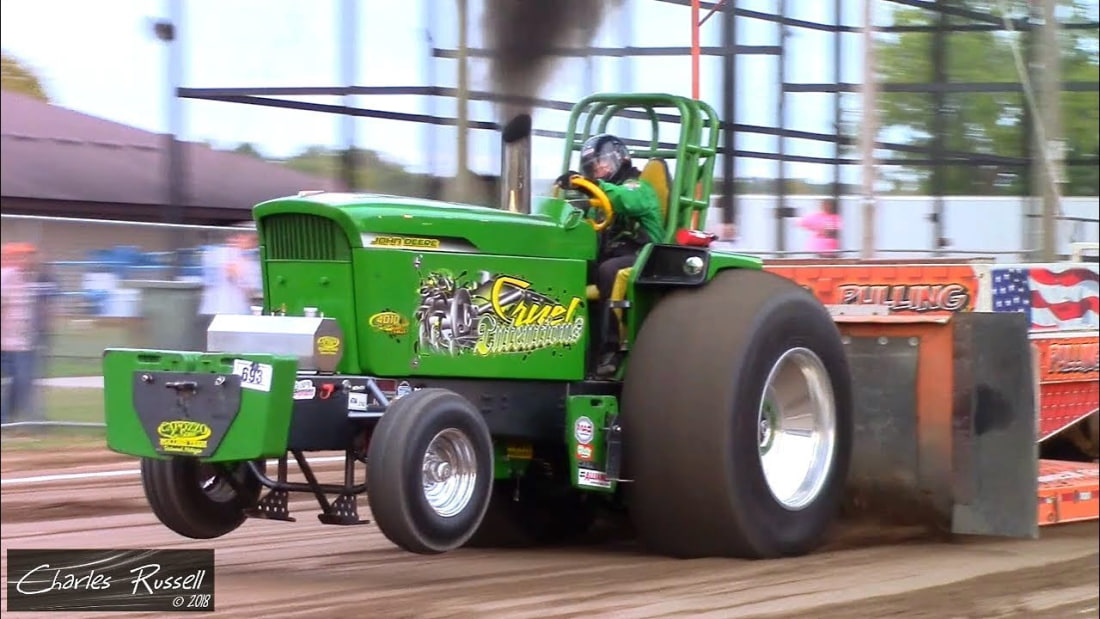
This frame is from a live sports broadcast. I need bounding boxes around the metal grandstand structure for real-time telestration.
[163,0,1099,257]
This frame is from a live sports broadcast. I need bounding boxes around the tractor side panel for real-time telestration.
[262,260,361,375]
[355,249,590,381]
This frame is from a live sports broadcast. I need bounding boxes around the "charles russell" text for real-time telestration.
[16,562,208,596]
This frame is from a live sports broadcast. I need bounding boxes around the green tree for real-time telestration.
[874,0,1099,195]
[281,146,440,199]
[1,51,50,102]
[232,142,265,159]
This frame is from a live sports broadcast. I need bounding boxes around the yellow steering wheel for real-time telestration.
[553,175,614,232]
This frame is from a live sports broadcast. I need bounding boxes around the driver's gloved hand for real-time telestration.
[554,171,581,189]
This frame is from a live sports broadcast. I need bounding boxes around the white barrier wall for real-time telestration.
[703,195,1100,261]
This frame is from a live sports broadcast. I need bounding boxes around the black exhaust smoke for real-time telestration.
[482,0,621,212]
[480,0,622,118]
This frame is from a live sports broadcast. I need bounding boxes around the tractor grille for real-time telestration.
[262,214,351,261]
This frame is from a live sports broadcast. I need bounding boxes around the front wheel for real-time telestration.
[622,269,853,559]
[140,457,263,539]
[367,388,494,554]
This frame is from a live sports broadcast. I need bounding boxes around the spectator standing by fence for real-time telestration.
[25,246,61,422]
[797,198,842,258]
[197,229,262,341]
[1,242,36,425]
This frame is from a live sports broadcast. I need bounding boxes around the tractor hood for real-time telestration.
[254,193,597,261]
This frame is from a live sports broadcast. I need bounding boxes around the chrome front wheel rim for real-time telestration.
[421,428,478,518]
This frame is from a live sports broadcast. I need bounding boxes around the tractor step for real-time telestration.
[246,489,296,522]
[318,493,370,525]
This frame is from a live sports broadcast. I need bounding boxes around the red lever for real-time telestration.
[676,228,717,247]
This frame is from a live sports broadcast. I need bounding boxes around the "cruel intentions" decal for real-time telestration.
[415,270,585,356]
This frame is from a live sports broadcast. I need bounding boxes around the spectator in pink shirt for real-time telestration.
[798,199,842,257]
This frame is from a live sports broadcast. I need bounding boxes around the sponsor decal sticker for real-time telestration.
[316,335,341,356]
[156,420,212,455]
[506,443,534,460]
[348,392,368,412]
[395,381,413,399]
[574,416,595,445]
[578,469,611,489]
[369,311,410,336]
[576,444,594,461]
[292,379,316,400]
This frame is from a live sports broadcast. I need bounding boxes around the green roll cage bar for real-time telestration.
[559,93,721,244]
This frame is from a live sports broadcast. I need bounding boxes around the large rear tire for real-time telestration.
[140,457,263,539]
[622,269,853,559]
[367,388,494,554]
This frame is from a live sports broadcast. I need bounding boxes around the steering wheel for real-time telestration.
[553,175,614,232]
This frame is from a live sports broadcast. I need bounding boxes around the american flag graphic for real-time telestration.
[992,265,1100,330]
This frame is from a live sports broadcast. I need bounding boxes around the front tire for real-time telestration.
[622,269,853,559]
[367,388,494,554]
[140,457,263,539]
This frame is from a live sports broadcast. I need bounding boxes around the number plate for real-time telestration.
[232,359,273,392]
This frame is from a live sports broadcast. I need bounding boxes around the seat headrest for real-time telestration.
[639,159,672,222]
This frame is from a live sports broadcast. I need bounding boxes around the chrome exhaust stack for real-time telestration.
[500,113,532,214]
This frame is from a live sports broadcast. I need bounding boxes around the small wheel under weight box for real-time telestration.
[622,268,854,559]
[140,457,264,539]
[366,388,494,554]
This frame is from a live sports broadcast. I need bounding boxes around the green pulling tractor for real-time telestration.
[103,93,853,559]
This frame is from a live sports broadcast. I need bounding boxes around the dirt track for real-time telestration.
[2,447,1098,618]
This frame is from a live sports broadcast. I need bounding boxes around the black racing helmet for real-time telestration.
[580,133,631,184]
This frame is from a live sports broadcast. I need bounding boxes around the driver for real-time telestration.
[554,133,664,375]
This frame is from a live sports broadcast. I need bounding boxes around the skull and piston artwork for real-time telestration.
[414,270,586,357]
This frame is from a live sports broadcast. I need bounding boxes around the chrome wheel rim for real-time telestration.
[757,347,837,511]
[198,463,240,503]
[422,428,478,518]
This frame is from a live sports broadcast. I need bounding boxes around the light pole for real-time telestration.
[859,0,878,260]
[1034,0,1063,262]
[153,0,186,276]
[453,0,472,205]
[339,0,359,192]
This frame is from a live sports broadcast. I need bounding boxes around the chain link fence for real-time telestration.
[1,215,255,441]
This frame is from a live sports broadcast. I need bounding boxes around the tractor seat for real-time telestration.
[638,158,672,223]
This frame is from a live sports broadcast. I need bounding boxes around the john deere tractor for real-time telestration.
[103,93,853,559]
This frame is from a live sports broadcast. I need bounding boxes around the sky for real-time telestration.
[1,0,871,183]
